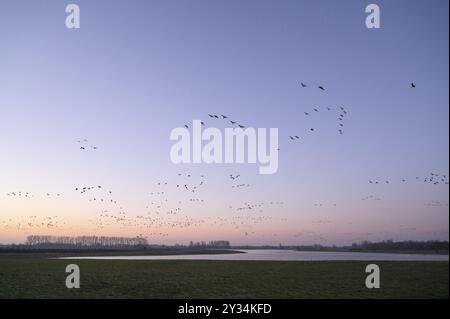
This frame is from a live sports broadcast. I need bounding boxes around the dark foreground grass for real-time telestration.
[0,255,447,298]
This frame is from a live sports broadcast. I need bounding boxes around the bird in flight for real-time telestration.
[411,82,416,88]
[318,86,325,91]
[300,82,307,88]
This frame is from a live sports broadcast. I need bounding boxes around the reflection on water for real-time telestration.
[60,249,449,261]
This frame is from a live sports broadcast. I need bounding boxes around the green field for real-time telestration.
[0,253,448,298]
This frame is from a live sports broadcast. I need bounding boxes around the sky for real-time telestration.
[0,0,448,245]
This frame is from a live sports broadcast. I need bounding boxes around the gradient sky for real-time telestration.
[0,0,448,245]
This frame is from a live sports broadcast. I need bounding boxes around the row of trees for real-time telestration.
[189,240,230,248]
[350,240,449,252]
[25,235,147,247]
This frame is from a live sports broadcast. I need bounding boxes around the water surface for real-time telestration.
[60,249,449,261]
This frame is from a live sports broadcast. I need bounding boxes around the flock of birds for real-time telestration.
[0,215,66,231]
[77,139,98,151]
[1,79,448,243]
[6,191,61,198]
[290,82,349,140]
[368,173,449,186]
[182,114,247,130]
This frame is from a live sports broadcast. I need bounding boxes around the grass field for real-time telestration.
[0,252,448,299]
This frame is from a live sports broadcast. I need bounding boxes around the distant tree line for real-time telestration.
[350,240,449,252]
[25,235,147,248]
[244,240,449,254]
[189,240,230,248]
